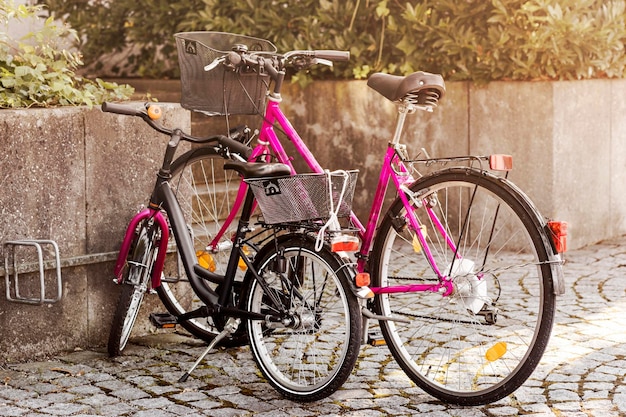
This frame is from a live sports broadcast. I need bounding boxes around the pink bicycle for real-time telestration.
[137,32,567,405]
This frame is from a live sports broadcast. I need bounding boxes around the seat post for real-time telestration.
[391,103,413,146]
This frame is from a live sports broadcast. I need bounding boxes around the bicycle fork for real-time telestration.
[113,207,169,288]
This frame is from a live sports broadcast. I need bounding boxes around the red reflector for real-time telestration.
[489,154,513,171]
[331,235,359,252]
[355,272,370,287]
[548,221,568,253]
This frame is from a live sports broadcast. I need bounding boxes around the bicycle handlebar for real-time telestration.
[205,48,349,95]
[101,102,253,160]
[285,50,350,62]
[205,48,350,77]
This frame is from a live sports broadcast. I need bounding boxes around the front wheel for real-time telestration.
[108,221,157,357]
[371,168,557,405]
[245,235,362,402]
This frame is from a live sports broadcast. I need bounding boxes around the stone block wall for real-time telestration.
[0,104,189,362]
[276,79,626,250]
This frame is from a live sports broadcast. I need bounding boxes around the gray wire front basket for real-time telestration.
[245,171,359,225]
[175,32,277,116]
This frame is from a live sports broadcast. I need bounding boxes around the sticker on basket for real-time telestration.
[262,180,282,196]
[249,42,265,52]
[183,40,197,55]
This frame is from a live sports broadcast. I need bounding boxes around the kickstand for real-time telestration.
[178,317,240,383]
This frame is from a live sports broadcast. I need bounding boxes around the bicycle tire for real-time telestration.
[108,221,156,357]
[370,167,557,405]
[245,234,362,402]
[156,147,249,343]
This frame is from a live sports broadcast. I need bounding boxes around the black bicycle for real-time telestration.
[102,102,362,402]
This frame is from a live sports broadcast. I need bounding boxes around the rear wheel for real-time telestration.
[371,168,557,405]
[245,235,362,401]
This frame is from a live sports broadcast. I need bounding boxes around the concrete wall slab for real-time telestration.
[610,79,626,236]
[191,78,624,250]
[552,80,611,247]
[0,103,189,361]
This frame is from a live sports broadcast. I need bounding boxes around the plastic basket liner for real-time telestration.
[246,171,358,225]
[175,32,277,116]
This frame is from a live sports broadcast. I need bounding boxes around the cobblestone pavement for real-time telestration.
[2,237,626,416]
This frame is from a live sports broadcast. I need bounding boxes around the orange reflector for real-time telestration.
[331,235,359,252]
[489,154,513,171]
[238,246,250,271]
[355,272,370,287]
[485,341,507,361]
[161,323,176,329]
[147,104,162,120]
[412,225,428,253]
[548,221,568,253]
[196,250,216,272]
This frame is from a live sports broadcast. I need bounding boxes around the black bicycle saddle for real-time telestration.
[367,71,445,103]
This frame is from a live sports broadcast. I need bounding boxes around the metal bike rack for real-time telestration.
[3,239,62,305]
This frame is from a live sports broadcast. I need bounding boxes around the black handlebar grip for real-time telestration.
[101,102,142,116]
[314,50,350,62]
[219,136,253,159]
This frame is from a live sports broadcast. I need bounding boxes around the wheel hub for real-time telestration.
[285,308,318,332]
[448,258,489,314]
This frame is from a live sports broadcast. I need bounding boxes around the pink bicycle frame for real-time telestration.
[207,98,455,295]
[207,98,366,250]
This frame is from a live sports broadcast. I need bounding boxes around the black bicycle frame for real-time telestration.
[148,130,289,323]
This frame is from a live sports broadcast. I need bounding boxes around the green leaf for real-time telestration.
[376,1,389,18]
[14,66,33,77]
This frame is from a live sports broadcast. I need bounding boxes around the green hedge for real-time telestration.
[43,0,626,83]
[1,2,132,108]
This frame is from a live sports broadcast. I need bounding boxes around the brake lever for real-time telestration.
[204,56,226,72]
[313,58,333,68]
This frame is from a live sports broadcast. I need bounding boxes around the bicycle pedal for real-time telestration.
[149,313,177,329]
[367,331,386,346]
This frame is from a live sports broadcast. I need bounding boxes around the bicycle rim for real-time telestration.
[372,168,556,405]
[156,148,248,342]
[116,287,144,352]
[246,236,361,402]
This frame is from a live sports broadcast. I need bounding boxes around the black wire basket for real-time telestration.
[175,32,276,116]
[245,171,358,225]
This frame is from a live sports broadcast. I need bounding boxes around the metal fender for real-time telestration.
[113,208,169,288]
